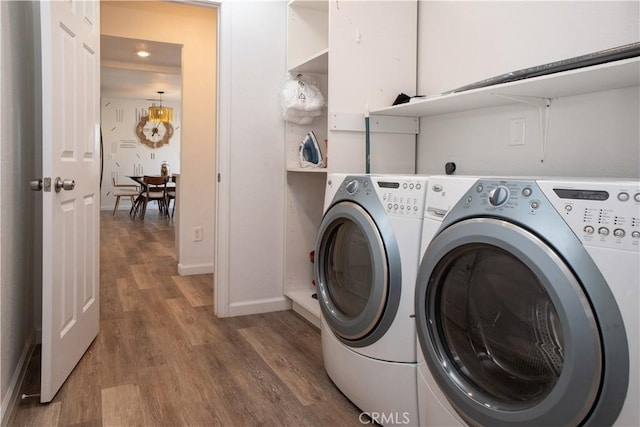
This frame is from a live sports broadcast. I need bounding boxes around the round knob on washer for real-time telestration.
[346,180,359,194]
[488,186,510,207]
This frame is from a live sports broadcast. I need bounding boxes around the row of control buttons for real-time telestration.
[401,182,422,190]
[617,192,640,203]
[579,189,639,242]
[383,182,423,214]
[584,226,640,239]
[387,203,419,212]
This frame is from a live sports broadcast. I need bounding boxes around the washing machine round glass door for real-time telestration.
[415,217,615,426]
[316,200,401,347]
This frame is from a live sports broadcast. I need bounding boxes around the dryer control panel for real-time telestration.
[537,180,640,252]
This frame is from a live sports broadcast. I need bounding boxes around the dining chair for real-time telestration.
[138,175,168,219]
[111,177,140,218]
[166,186,176,218]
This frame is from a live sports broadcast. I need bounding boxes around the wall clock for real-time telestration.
[135,115,174,149]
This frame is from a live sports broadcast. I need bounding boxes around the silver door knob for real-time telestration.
[54,177,75,192]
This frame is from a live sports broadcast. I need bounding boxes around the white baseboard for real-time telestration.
[1,331,36,426]
[177,262,214,276]
[227,296,291,317]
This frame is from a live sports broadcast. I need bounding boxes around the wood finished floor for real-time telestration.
[10,210,361,426]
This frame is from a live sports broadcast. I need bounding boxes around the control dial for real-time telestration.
[488,186,510,207]
[346,180,359,195]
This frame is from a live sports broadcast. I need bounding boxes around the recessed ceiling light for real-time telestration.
[137,50,150,57]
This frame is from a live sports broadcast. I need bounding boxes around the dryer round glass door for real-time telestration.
[316,201,401,347]
[415,218,608,427]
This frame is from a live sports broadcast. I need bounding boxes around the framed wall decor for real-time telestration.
[136,115,174,148]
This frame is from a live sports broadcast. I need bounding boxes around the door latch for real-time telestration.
[30,177,52,192]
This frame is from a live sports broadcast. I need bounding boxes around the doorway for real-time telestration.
[100,34,182,217]
[100,0,218,282]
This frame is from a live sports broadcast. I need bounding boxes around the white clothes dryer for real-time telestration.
[415,177,639,427]
[315,174,428,426]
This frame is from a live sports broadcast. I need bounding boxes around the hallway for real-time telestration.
[9,211,360,426]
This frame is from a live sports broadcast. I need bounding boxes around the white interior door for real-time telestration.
[39,0,100,403]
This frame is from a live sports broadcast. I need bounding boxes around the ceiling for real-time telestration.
[101,35,182,101]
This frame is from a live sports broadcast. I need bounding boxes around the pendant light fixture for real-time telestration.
[148,90,173,123]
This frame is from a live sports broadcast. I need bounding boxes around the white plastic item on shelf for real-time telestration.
[280,73,326,125]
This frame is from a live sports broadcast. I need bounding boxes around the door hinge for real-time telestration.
[217,173,221,183]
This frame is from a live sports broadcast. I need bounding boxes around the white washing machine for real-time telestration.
[315,173,428,426]
[415,177,639,426]
[417,175,479,427]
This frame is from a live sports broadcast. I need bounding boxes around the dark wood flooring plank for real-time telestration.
[10,401,61,427]
[165,297,225,346]
[99,285,123,321]
[172,274,213,307]
[239,325,326,407]
[115,277,142,312]
[53,341,103,426]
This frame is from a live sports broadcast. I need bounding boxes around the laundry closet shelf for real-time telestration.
[289,49,329,75]
[285,287,321,327]
[372,57,640,118]
[288,0,328,11]
[287,167,328,173]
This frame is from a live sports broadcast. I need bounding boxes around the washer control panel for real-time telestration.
[458,179,640,252]
[372,176,427,218]
[538,180,640,252]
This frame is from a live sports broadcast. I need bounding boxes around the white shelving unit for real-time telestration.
[283,0,419,327]
[284,0,329,328]
[372,57,640,118]
[287,0,328,71]
[284,170,326,327]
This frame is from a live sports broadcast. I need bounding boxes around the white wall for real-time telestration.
[328,0,418,174]
[218,0,288,316]
[0,1,37,421]
[101,1,217,274]
[418,1,640,96]
[416,1,640,178]
[418,88,640,178]
[100,97,181,211]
